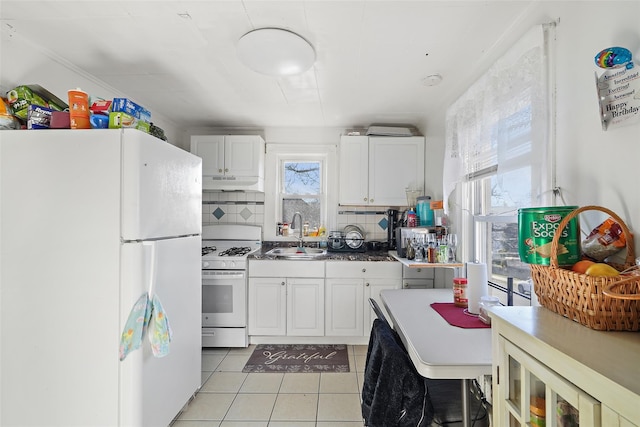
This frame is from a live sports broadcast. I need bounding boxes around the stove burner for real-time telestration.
[218,246,252,257]
[202,246,217,256]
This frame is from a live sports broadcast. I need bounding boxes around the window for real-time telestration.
[281,160,322,229]
[265,144,337,239]
[444,24,556,291]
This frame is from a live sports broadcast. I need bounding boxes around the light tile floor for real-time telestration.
[172,345,368,427]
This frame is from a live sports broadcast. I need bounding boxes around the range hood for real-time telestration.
[202,174,264,192]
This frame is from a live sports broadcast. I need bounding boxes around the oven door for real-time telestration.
[202,269,247,327]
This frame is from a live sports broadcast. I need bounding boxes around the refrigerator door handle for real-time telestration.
[143,241,157,296]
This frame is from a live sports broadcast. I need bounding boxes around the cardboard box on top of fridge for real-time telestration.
[108,111,150,133]
[6,84,68,121]
[90,99,112,116]
[51,111,70,129]
[27,104,53,129]
[110,98,151,122]
[28,105,71,129]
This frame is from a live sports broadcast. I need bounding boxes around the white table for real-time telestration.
[380,289,493,427]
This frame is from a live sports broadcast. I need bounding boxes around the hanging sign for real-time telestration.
[594,47,640,130]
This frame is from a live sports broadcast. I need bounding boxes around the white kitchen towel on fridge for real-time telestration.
[119,293,152,361]
[119,293,173,360]
[466,262,488,314]
[119,242,173,361]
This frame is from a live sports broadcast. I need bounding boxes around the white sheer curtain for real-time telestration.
[443,24,555,215]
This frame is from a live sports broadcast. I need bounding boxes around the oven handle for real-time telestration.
[202,270,245,280]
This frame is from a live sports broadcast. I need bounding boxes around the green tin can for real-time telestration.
[518,206,580,266]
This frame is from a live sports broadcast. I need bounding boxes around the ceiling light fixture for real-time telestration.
[237,28,316,77]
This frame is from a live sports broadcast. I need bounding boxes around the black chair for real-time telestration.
[368,298,389,326]
[364,298,489,427]
[362,318,434,427]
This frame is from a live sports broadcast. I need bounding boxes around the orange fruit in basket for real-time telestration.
[571,260,595,274]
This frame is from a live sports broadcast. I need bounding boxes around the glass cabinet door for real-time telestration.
[498,338,601,427]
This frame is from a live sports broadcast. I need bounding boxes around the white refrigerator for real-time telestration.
[0,129,202,426]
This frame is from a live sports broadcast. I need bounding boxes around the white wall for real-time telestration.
[552,2,639,237]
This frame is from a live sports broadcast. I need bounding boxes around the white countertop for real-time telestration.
[380,288,492,379]
[489,305,640,401]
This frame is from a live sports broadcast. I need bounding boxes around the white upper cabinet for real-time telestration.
[339,135,425,206]
[190,135,265,191]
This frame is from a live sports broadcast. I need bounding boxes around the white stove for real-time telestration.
[200,224,262,347]
[201,225,262,270]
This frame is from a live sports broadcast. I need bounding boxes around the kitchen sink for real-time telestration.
[265,247,327,259]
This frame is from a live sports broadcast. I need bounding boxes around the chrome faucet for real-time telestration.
[291,212,303,247]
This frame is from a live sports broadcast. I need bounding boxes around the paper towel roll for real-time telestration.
[466,262,488,314]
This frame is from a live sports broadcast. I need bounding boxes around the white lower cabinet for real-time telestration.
[248,277,286,336]
[287,278,324,336]
[496,337,600,426]
[325,278,364,336]
[325,261,401,336]
[491,306,640,427]
[248,261,324,337]
[249,259,402,339]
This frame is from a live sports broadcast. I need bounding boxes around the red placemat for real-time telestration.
[430,303,490,328]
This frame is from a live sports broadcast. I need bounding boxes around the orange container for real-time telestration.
[68,88,90,129]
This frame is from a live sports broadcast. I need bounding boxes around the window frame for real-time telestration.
[447,24,556,304]
[264,144,337,241]
[278,158,324,230]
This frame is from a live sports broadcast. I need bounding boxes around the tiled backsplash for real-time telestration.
[336,208,390,241]
[202,192,265,226]
[203,192,396,242]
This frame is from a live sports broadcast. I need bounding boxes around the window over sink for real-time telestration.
[281,160,322,230]
[264,144,338,240]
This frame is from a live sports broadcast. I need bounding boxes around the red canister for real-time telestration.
[453,277,468,308]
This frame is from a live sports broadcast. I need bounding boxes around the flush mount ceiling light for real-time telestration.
[237,28,316,77]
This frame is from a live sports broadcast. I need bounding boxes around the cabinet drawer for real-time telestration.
[402,266,435,279]
[249,260,325,277]
[326,261,401,278]
[402,278,435,289]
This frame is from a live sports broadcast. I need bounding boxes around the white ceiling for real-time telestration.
[0,1,535,131]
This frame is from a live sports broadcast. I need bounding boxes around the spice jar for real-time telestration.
[453,277,468,308]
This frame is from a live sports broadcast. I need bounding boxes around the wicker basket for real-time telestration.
[530,205,640,331]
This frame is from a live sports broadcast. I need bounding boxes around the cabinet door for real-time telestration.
[325,278,364,336]
[190,135,225,176]
[248,277,286,336]
[368,136,424,206]
[224,135,264,177]
[339,135,370,205]
[364,279,401,331]
[497,337,601,427]
[287,278,324,336]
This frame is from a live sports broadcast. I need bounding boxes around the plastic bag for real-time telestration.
[582,217,626,261]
